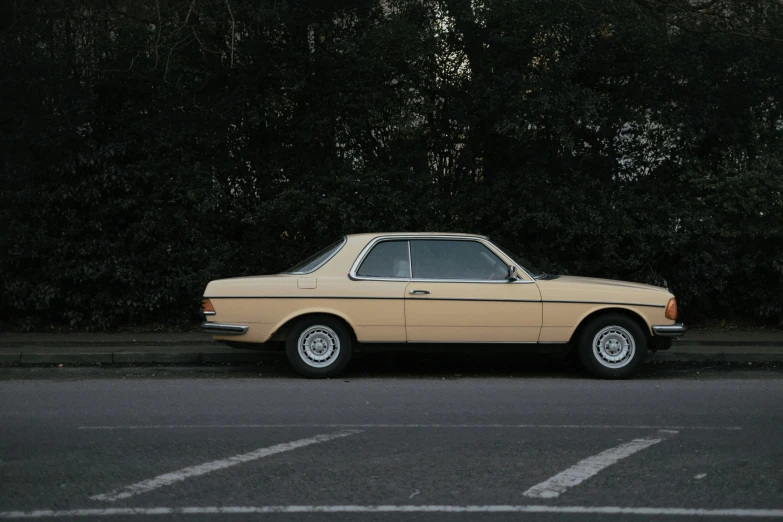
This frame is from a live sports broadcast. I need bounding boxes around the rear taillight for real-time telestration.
[665,297,678,320]
[201,298,216,316]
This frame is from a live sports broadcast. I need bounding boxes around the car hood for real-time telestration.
[536,275,672,304]
[551,275,669,293]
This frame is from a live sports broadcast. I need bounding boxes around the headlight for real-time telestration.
[665,297,678,320]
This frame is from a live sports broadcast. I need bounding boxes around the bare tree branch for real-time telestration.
[191,26,221,54]
[164,33,195,82]
[225,0,235,68]
[150,0,162,72]
[166,0,196,44]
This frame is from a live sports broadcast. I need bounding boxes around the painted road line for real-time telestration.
[523,430,677,499]
[2,505,783,518]
[90,430,361,502]
[77,423,742,431]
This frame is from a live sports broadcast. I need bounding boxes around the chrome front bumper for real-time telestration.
[200,322,248,335]
[652,323,687,337]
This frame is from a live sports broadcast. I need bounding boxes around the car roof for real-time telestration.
[346,232,487,241]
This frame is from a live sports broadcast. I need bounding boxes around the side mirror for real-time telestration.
[507,265,518,281]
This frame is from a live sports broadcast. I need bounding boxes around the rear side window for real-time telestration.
[356,240,411,278]
[410,240,508,280]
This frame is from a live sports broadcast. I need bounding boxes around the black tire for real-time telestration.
[285,315,352,378]
[577,313,647,379]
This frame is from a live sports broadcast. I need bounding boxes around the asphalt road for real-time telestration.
[1,361,782,521]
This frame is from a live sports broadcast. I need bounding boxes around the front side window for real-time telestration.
[410,240,508,280]
[284,237,346,274]
[356,240,411,278]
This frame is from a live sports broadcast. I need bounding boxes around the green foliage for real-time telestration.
[1,0,782,330]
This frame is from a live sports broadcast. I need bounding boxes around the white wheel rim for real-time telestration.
[592,325,635,369]
[298,325,340,368]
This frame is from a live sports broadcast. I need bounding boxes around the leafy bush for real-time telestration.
[1,0,781,330]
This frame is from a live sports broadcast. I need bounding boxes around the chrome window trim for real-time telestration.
[285,236,348,275]
[407,240,413,280]
[348,235,537,284]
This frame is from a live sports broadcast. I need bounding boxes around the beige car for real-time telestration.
[201,233,685,379]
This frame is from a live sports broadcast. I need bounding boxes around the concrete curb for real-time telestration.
[0,351,272,365]
[1,349,782,365]
[0,342,218,348]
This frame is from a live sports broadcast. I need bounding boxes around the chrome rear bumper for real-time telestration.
[652,323,687,337]
[200,322,248,335]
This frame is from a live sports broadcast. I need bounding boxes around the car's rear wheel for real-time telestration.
[577,313,647,379]
[285,315,352,378]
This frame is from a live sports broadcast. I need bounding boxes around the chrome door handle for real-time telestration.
[409,289,431,295]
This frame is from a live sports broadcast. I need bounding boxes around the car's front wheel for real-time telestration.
[577,313,647,379]
[286,315,352,378]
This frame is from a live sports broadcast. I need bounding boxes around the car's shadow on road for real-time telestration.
[324,352,779,380]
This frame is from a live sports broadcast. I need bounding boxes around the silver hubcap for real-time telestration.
[298,325,340,368]
[592,326,635,369]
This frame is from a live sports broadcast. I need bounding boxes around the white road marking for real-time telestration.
[695,473,707,479]
[90,430,360,502]
[523,430,677,499]
[77,423,741,431]
[2,505,783,518]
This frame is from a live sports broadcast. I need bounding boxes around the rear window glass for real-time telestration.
[284,237,346,274]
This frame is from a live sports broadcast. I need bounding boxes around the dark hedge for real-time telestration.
[1,0,782,330]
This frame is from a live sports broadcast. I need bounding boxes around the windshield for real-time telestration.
[284,237,346,274]
[490,240,544,278]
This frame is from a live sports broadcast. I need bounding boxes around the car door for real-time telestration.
[404,238,543,343]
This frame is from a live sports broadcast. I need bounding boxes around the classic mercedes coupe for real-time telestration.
[201,233,685,379]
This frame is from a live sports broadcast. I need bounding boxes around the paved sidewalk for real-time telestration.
[0,331,210,346]
[0,330,781,365]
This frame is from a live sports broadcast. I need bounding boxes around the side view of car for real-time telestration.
[201,233,685,379]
